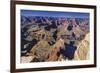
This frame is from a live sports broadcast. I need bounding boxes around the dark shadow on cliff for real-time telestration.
[60,41,77,60]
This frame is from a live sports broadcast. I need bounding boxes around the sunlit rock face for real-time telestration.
[74,33,90,60]
[21,16,90,63]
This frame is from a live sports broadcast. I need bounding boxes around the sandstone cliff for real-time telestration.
[74,33,90,60]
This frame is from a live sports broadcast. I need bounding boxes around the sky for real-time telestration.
[21,10,89,18]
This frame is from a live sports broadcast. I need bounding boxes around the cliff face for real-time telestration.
[21,16,90,63]
[74,33,90,60]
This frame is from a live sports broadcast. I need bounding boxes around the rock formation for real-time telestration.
[20,16,90,63]
[74,33,90,60]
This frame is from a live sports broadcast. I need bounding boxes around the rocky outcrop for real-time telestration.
[47,38,65,61]
[47,47,61,61]
[21,16,90,63]
[74,33,90,60]
[21,56,34,63]
[30,40,52,62]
